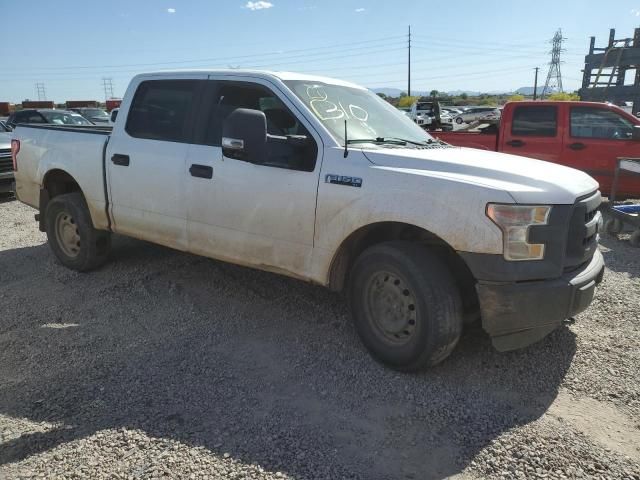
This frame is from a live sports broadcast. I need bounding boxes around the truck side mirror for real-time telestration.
[632,125,640,141]
[222,108,267,164]
[110,110,118,123]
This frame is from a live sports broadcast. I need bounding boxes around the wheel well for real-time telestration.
[328,222,479,320]
[38,170,83,231]
[42,169,81,199]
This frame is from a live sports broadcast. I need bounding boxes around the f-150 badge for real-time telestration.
[325,174,362,188]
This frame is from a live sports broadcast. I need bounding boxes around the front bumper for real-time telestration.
[476,249,605,351]
[0,175,14,193]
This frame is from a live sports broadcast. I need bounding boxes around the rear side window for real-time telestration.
[126,80,199,143]
[511,106,557,137]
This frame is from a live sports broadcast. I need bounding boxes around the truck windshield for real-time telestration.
[284,80,434,146]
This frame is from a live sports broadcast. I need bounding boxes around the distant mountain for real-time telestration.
[371,87,509,98]
[515,86,556,95]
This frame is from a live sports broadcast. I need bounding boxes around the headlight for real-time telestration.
[486,204,552,261]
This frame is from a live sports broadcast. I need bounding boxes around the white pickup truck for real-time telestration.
[11,70,605,370]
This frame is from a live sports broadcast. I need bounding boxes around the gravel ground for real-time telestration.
[0,197,639,480]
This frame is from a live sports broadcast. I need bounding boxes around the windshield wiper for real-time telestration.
[346,137,408,146]
[383,137,433,146]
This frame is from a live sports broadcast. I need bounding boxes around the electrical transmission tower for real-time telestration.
[102,78,114,100]
[541,29,566,99]
[35,83,47,101]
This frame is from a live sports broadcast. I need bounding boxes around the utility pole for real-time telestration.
[102,78,114,100]
[407,25,412,97]
[35,83,46,101]
[541,28,566,99]
[533,67,539,100]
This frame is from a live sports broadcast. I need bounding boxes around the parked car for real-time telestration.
[0,128,13,193]
[69,107,110,124]
[455,106,501,125]
[411,101,453,131]
[7,109,94,128]
[434,100,640,198]
[12,70,604,370]
[399,107,426,127]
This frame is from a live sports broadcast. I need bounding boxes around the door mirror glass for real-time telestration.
[110,109,118,123]
[222,108,267,163]
[632,125,640,141]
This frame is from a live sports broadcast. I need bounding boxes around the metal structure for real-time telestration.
[102,78,114,100]
[580,28,640,113]
[35,82,46,101]
[541,29,565,99]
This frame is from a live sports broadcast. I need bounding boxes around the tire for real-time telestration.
[348,241,463,371]
[604,218,623,235]
[45,192,111,271]
[455,117,464,124]
[630,229,640,248]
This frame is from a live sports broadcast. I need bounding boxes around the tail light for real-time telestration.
[11,139,20,171]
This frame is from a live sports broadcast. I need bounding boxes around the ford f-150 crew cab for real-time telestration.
[11,70,605,370]
[434,101,640,198]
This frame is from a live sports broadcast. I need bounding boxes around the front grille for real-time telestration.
[565,191,601,268]
[0,149,12,174]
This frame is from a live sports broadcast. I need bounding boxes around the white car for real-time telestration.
[12,69,604,370]
[455,106,501,125]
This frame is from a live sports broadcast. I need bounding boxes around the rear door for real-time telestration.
[500,104,562,162]
[562,105,640,196]
[106,76,206,249]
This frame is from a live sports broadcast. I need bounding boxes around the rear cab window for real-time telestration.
[125,80,202,143]
[511,106,557,137]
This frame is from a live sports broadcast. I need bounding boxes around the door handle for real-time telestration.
[189,164,213,179]
[111,154,130,166]
[506,140,525,147]
[568,142,586,151]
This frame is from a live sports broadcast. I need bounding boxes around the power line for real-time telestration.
[7,35,406,73]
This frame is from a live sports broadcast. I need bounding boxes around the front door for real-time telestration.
[106,77,205,249]
[562,105,640,197]
[185,77,322,277]
[501,104,563,162]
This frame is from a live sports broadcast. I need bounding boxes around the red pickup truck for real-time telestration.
[435,101,640,198]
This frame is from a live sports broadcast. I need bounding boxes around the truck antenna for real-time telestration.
[344,119,349,158]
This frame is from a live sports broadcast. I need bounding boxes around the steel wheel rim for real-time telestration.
[364,270,417,345]
[55,211,81,258]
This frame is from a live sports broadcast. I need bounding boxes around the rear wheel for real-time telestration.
[455,117,464,125]
[348,242,463,371]
[45,192,111,271]
[630,229,640,248]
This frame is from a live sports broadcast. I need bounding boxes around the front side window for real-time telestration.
[570,107,634,140]
[512,106,557,137]
[126,80,199,143]
[284,80,434,145]
[204,81,318,172]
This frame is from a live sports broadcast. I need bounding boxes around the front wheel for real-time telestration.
[348,242,463,371]
[45,192,111,271]
[455,117,464,124]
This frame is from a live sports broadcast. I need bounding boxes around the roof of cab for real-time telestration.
[132,69,367,90]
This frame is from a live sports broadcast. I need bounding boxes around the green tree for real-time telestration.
[508,94,525,102]
[547,92,580,101]
[460,93,468,100]
[398,96,419,108]
[376,92,387,100]
[430,89,439,98]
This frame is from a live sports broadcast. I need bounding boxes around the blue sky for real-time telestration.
[1,0,639,102]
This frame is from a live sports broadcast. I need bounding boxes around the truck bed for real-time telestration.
[434,130,498,151]
[13,123,112,230]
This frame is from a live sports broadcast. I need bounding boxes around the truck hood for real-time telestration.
[362,145,599,204]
